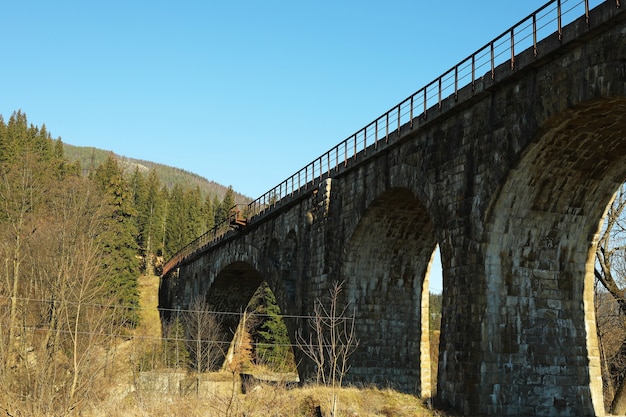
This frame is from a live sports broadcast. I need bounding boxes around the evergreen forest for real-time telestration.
[0,110,291,415]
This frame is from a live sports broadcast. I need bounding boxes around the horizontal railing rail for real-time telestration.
[162,0,619,277]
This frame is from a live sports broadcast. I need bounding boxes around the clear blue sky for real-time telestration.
[1,1,588,292]
[2,1,558,198]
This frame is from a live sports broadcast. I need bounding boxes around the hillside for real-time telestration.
[63,142,251,203]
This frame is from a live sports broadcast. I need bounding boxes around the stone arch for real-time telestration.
[204,257,301,378]
[340,187,436,397]
[482,97,626,416]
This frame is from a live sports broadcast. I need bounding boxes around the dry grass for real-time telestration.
[86,383,438,417]
[80,276,443,417]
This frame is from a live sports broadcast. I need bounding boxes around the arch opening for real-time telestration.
[482,98,626,416]
[204,261,298,378]
[341,187,438,398]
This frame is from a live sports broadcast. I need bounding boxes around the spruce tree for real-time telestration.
[164,184,188,257]
[248,283,296,372]
[91,156,140,327]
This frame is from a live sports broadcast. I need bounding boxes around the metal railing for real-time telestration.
[162,0,620,277]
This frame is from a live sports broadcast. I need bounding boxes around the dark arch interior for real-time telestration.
[342,187,437,396]
[206,261,297,374]
[207,261,264,336]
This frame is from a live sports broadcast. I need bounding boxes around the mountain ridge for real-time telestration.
[63,142,250,203]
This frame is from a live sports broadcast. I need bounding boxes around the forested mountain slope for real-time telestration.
[63,142,250,202]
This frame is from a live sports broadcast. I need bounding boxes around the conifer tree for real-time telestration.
[185,185,204,239]
[165,184,189,257]
[91,156,140,326]
[248,283,296,372]
[214,185,236,226]
[202,194,215,233]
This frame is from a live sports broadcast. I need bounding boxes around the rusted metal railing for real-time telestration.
[162,0,618,277]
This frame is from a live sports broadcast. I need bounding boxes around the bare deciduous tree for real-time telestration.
[297,281,359,417]
[596,184,626,413]
[182,296,224,373]
[0,176,129,416]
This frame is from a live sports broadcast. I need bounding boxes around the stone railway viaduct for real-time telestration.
[160,1,626,415]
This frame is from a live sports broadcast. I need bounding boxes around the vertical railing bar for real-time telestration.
[385,112,390,143]
[423,88,427,118]
[510,28,515,70]
[533,13,538,57]
[353,133,357,160]
[585,0,589,25]
[344,140,348,167]
[490,41,495,79]
[454,65,459,99]
[335,146,339,170]
[319,156,322,179]
[396,104,401,135]
[410,96,414,127]
[557,0,562,41]
[471,54,476,90]
[364,128,367,155]
[375,119,379,149]
[438,77,442,109]
[327,152,330,176]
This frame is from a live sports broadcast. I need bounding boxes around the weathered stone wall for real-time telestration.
[160,3,626,415]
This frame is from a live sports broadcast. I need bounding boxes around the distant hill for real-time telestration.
[63,143,251,203]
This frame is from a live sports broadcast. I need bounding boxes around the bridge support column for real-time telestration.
[437,224,604,416]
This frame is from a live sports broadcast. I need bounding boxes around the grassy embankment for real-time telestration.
[88,275,444,417]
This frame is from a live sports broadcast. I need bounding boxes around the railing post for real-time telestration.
[454,65,459,99]
[375,119,379,148]
[410,95,414,127]
[533,13,538,57]
[471,54,476,90]
[510,28,515,70]
[423,88,427,118]
[557,0,562,41]
[385,112,390,142]
[397,103,401,134]
[490,41,495,79]
[319,156,322,178]
[363,128,367,155]
[327,152,330,176]
[438,77,442,109]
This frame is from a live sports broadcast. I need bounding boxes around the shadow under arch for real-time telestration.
[206,261,299,375]
[340,187,437,398]
[482,97,626,416]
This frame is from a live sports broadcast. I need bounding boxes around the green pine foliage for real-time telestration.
[91,156,141,327]
[0,109,245,329]
[248,283,297,372]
